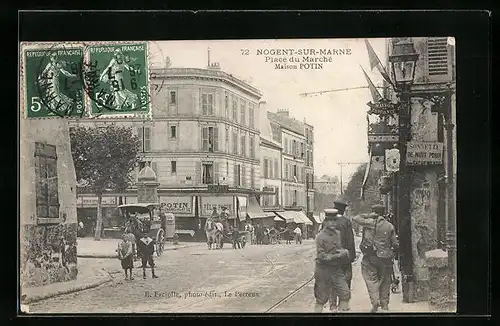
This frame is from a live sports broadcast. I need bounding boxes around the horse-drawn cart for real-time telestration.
[118,203,167,257]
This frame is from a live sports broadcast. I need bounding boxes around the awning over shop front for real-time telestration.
[312,215,323,224]
[275,211,295,223]
[246,196,268,219]
[274,215,284,222]
[294,211,313,225]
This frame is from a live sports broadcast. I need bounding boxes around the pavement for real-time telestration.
[77,237,200,258]
[20,238,203,309]
[24,237,435,314]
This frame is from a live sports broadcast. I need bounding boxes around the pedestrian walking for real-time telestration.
[328,201,356,311]
[137,231,159,279]
[117,233,134,280]
[313,213,351,313]
[231,227,241,249]
[294,225,302,244]
[352,204,399,313]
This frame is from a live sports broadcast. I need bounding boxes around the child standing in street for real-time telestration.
[117,233,134,280]
[137,231,159,279]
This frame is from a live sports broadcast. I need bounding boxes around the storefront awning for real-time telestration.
[275,211,295,223]
[274,215,285,222]
[246,196,268,219]
[312,215,323,224]
[295,211,313,225]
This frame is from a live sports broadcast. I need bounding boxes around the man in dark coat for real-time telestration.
[332,200,356,288]
[313,211,351,313]
[137,231,159,279]
[353,204,399,313]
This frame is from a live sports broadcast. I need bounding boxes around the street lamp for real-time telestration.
[389,38,419,303]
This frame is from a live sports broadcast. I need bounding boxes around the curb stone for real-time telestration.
[22,270,113,305]
[77,244,192,258]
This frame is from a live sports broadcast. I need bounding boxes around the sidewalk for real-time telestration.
[21,257,117,306]
[77,237,201,258]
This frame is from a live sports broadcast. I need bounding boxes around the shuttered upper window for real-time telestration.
[427,37,448,76]
[35,142,59,220]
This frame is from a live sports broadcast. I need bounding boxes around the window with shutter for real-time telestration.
[240,100,246,126]
[144,127,151,152]
[233,131,238,155]
[171,161,177,174]
[251,166,255,189]
[240,134,246,157]
[427,37,449,77]
[249,104,255,128]
[195,161,202,184]
[274,159,278,180]
[269,159,273,179]
[284,164,288,181]
[284,138,288,153]
[214,162,219,184]
[241,165,246,187]
[213,127,218,152]
[250,136,255,158]
[232,97,238,121]
[201,93,214,115]
[225,93,229,118]
[35,142,59,221]
[137,127,144,152]
[202,127,209,151]
[263,159,268,178]
[225,126,229,153]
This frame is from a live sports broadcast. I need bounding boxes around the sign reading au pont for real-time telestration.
[406,141,444,165]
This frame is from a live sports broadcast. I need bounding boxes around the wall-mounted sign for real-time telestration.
[200,196,234,217]
[77,197,117,207]
[385,148,400,172]
[406,142,444,165]
[208,184,229,193]
[159,196,193,215]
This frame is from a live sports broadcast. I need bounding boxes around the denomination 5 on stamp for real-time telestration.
[23,46,85,118]
[83,43,150,115]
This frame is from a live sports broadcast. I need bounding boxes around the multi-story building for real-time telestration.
[372,37,456,302]
[267,109,314,229]
[71,62,267,235]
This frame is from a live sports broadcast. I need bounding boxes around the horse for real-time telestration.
[204,219,224,250]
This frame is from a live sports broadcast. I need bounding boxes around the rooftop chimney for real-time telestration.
[276,109,290,117]
[208,62,221,70]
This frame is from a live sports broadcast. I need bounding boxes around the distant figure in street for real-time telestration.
[329,200,356,311]
[137,231,158,279]
[353,204,399,313]
[294,225,303,244]
[231,226,241,249]
[256,224,263,245]
[314,213,351,313]
[117,233,134,280]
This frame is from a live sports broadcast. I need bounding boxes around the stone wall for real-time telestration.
[20,223,78,288]
[20,118,78,289]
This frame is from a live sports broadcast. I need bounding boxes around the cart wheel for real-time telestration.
[156,229,165,256]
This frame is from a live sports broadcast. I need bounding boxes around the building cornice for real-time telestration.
[150,68,262,99]
[137,151,261,165]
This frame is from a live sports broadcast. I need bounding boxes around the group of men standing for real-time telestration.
[314,200,399,313]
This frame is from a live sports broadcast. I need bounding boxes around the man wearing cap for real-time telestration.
[313,208,351,313]
[329,200,356,311]
[352,204,398,313]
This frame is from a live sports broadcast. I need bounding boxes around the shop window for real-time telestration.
[34,142,59,221]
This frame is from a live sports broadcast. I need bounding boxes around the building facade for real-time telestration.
[20,119,78,289]
[71,63,264,235]
[381,37,456,302]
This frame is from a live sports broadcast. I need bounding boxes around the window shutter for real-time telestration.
[263,159,268,178]
[241,165,246,187]
[251,166,255,189]
[214,127,219,151]
[214,162,219,184]
[427,37,450,82]
[195,161,202,184]
[202,127,208,151]
[137,127,144,151]
[274,159,279,180]
[233,164,238,186]
[144,127,151,151]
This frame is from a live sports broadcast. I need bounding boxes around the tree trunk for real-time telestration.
[94,193,103,241]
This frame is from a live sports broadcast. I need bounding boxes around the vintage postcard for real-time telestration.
[19,38,457,314]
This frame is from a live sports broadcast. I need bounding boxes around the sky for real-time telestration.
[149,38,388,182]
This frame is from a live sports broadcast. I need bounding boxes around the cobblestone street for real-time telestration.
[29,239,430,314]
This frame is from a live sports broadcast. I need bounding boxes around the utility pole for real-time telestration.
[337,162,369,195]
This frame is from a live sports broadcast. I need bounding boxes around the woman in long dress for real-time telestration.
[38,52,77,111]
[99,48,139,110]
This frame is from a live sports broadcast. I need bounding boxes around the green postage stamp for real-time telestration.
[83,43,150,115]
[23,45,85,118]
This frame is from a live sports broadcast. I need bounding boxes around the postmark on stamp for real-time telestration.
[23,44,85,118]
[82,42,150,116]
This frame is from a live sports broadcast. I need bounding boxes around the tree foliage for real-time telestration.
[69,124,140,240]
[343,163,383,216]
[70,124,140,194]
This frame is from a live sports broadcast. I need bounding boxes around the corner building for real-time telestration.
[72,64,263,238]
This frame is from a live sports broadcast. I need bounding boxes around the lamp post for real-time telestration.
[389,38,419,303]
